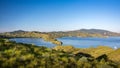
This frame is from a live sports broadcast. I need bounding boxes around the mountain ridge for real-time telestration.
[7,29,119,33]
[0,29,120,39]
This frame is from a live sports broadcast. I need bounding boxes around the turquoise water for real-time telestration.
[10,37,120,48]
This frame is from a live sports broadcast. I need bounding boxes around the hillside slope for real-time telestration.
[0,38,120,68]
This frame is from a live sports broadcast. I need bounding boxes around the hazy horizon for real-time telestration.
[0,0,120,32]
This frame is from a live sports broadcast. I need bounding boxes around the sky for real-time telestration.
[0,0,120,32]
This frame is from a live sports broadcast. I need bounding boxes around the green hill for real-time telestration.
[0,38,120,68]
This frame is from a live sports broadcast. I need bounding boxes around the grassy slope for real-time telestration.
[108,48,120,62]
[0,38,120,68]
[53,45,120,63]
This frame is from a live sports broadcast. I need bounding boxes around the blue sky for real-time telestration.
[0,0,120,32]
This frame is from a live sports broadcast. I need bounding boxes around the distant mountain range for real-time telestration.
[66,29,120,36]
[0,29,120,38]
[74,29,112,33]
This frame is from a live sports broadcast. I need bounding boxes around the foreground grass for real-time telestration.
[0,38,120,68]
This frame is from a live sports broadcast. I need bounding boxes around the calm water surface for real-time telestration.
[10,37,120,48]
[57,37,120,48]
[10,38,55,48]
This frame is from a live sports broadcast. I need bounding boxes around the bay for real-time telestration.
[57,37,120,49]
[10,38,55,48]
[10,37,120,49]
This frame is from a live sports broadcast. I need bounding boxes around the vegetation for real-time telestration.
[0,38,120,68]
[0,31,62,45]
